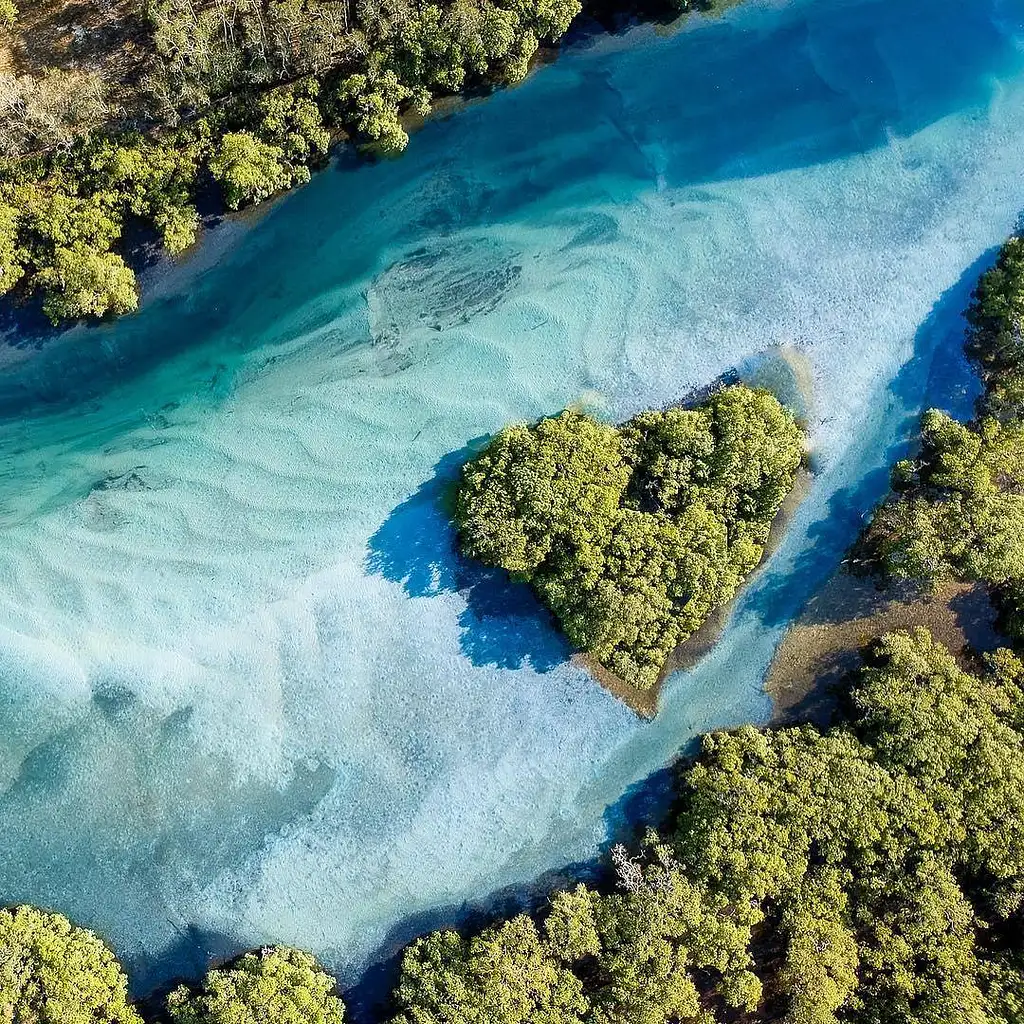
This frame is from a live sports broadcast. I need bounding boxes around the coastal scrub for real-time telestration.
[390,627,1024,1024]
[0,0,685,324]
[166,946,346,1024]
[0,905,142,1024]
[455,384,805,689]
[859,235,1024,640]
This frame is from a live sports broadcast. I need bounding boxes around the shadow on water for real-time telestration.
[131,926,240,1010]
[343,758,682,1024]
[365,234,994,678]
[365,444,571,673]
[342,752,691,1024]
[361,434,687,1017]
[0,0,1018,1010]
[741,245,995,635]
[0,0,1015,424]
[343,853,598,1024]
[349,246,1004,1024]
[129,241,1008,1018]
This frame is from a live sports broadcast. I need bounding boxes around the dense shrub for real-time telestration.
[455,385,804,688]
[166,946,346,1024]
[0,129,208,321]
[0,905,143,1024]
[392,916,589,1024]
[860,409,1024,585]
[35,244,138,321]
[390,628,1024,1024]
[965,235,1024,420]
[0,0,698,323]
[860,236,1024,629]
[7,626,1024,1024]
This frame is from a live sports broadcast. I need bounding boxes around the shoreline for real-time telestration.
[582,463,816,719]
[0,1,704,417]
[765,570,1003,725]
[0,0,695,350]
[580,347,817,719]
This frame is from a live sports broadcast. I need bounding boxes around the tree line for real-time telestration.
[858,234,1024,640]
[7,177,1024,1024]
[0,0,701,325]
[8,234,1024,1018]
[6,619,1023,1024]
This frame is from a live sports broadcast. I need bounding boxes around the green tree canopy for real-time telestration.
[391,628,1024,1024]
[391,915,588,1024]
[861,235,1024,628]
[209,132,293,210]
[166,946,346,1024]
[0,905,142,1024]
[455,386,804,688]
[35,245,138,323]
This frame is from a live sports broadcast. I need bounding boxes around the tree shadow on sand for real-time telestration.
[365,443,571,674]
[131,925,241,1005]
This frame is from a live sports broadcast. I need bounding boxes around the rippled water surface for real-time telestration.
[0,0,1022,994]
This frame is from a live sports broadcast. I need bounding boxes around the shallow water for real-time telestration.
[0,0,1020,996]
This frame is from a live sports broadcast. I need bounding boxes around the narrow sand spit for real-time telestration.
[767,570,1004,725]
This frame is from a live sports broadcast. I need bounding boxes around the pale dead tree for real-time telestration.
[0,68,108,157]
[275,1,354,78]
[611,843,644,894]
[26,69,109,151]
[243,0,271,75]
[0,72,26,157]
[355,0,381,32]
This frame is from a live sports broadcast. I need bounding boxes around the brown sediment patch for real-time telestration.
[575,653,660,719]
[9,0,155,110]
[580,465,816,720]
[766,571,1003,726]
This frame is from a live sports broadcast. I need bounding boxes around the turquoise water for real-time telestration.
[0,0,1021,995]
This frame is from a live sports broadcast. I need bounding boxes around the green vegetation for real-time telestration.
[390,626,1024,1024]
[0,924,345,1024]
[2,252,1022,1016]
[964,235,1024,420]
[0,0,695,324]
[8,628,1022,1024]
[4,137,1024,1024]
[859,235,1024,638]
[455,385,805,688]
[0,905,142,1024]
[166,946,346,1024]
[393,246,1024,1024]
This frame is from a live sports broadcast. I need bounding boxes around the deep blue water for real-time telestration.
[0,0,1017,998]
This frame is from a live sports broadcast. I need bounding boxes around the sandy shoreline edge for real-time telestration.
[579,462,816,719]
[765,570,1003,725]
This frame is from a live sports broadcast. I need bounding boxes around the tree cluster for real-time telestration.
[166,946,347,1024]
[9,627,1022,1024]
[454,385,805,688]
[146,0,581,154]
[0,905,143,1024]
[0,0,664,324]
[859,235,1024,638]
[0,919,348,1024]
[389,627,1024,1024]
